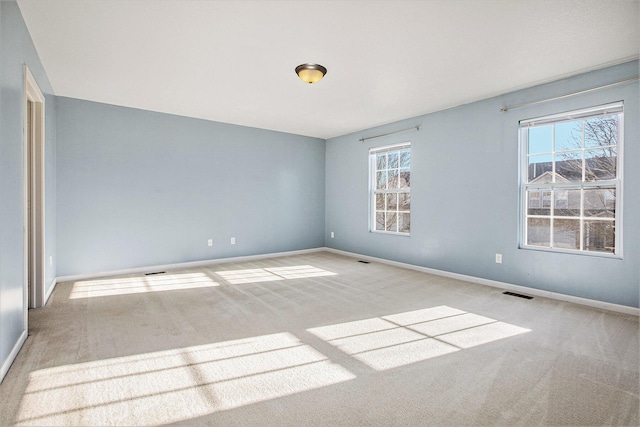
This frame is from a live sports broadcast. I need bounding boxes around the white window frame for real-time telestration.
[369,142,411,236]
[519,102,623,258]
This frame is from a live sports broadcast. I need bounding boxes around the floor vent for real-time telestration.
[503,291,533,300]
[358,260,370,264]
[145,271,166,276]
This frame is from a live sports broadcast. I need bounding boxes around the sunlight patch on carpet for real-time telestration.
[214,268,282,284]
[308,305,530,371]
[215,265,336,285]
[69,272,219,299]
[15,333,354,426]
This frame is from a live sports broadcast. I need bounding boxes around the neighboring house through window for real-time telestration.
[520,102,623,255]
[370,143,411,234]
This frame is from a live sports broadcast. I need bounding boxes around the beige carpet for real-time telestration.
[1,251,638,426]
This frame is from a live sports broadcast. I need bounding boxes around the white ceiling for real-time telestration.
[17,0,640,139]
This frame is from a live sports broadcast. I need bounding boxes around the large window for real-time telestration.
[520,102,623,256]
[370,143,410,234]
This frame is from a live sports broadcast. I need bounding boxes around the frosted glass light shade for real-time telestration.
[295,64,327,84]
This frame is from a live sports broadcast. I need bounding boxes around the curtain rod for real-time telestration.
[500,76,639,112]
[359,126,420,142]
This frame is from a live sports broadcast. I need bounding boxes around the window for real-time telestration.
[520,102,623,256]
[370,143,410,234]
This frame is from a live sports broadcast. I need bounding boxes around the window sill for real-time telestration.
[371,230,411,237]
[519,245,622,260]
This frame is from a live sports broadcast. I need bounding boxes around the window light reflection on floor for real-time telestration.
[215,265,336,285]
[308,305,530,371]
[16,333,355,426]
[69,272,219,299]
[214,268,281,284]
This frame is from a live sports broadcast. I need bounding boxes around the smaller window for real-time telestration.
[369,143,411,235]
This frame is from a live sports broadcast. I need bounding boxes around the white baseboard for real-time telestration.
[0,329,27,384]
[53,246,638,316]
[55,247,326,283]
[324,247,640,316]
[44,278,57,306]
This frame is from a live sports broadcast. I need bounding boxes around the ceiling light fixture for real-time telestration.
[295,63,327,84]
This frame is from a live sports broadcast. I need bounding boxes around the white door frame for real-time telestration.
[23,65,46,319]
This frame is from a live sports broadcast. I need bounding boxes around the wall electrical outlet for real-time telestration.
[230,237,236,245]
[330,232,335,238]
[495,253,503,264]
[49,256,53,266]
[208,239,213,247]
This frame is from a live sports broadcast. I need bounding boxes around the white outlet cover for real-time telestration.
[208,239,213,246]
[231,237,236,245]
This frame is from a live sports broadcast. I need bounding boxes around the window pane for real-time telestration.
[541,191,552,209]
[527,218,550,247]
[528,155,552,182]
[583,220,615,253]
[528,125,552,154]
[375,193,385,210]
[554,150,582,182]
[386,193,398,211]
[399,213,410,233]
[527,190,549,216]
[398,193,410,212]
[585,115,617,148]
[376,153,387,170]
[553,219,580,250]
[400,150,410,168]
[376,212,385,231]
[554,189,580,217]
[388,152,398,169]
[528,191,541,208]
[388,169,399,189]
[399,169,410,189]
[555,120,582,152]
[376,171,387,190]
[585,146,616,181]
[584,188,615,218]
[385,212,397,232]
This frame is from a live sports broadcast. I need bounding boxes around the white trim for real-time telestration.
[56,248,326,283]
[369,143,411,234]
[369,142,412,154]
[53,246,638,316]
[520,102,624,127]
[23,65,46,311]
[616,109,625,260]
[323,248,639,316]
[370,230,411,237]
[44,278,57,306]
[519,102,623,258]
[0,330,28,384]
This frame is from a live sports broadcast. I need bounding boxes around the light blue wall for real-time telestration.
[326,60,639,309]
[0,0,56,380]
[56,98,325,276]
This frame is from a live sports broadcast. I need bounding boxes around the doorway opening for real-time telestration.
[24,65,46,321]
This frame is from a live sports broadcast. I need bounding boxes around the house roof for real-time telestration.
[530,171,570,184]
